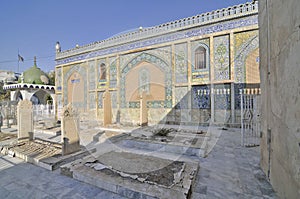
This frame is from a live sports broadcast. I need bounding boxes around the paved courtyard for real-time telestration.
[191,128,278,199]
[0,126,277,199]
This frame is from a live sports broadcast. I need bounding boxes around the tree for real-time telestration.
[0,82,10,102]
[47,70,55,86]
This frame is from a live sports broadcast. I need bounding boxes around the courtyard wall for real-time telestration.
[259,0,300,198]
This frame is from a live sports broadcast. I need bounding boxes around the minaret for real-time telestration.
[33,56,37,67]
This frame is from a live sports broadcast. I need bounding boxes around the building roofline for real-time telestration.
[56,1,258,61]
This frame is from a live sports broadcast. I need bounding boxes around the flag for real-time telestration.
[18,54,24,62]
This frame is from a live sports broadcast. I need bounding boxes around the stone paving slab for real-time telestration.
[0,123,278,199]
[191,128,278,199]
[0,155,127,199]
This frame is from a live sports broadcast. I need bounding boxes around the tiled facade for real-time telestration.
[55,1,259,125]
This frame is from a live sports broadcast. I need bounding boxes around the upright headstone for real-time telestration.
[140,91,148,126]
[0,112,3,132]
[61,104,80,155]
[17,100,33,142]
[103,90,112,126]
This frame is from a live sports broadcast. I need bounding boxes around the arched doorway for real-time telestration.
[125,61,166,103]
[30,90,51,105]
[13,91,23,101]
[67,72,85,109]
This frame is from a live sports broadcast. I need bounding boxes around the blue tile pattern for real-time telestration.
[234,35,259,83]
[214,84,231,110]
[175,43,188,84]
[56,68,62,92]
[109,58,117,88]
[89,61,96,90]
[192,85,211,109]
[56,16,258,65]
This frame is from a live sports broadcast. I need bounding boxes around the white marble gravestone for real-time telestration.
[17,100,33,142]
[61,104,80,155]
[140,91,148,126]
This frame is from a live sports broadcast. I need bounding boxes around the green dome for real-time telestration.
[22,57,50,85]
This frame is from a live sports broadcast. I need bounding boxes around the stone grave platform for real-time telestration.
[114,126,208,158]
[61,151,199,199]
[0,132,17,146]
[0,139,92,170]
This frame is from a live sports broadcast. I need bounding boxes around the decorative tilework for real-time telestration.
[56,15,258,65]
[191,39,210,83]
[98,91,104,108]
[120,53,138,71]
[148,47,172,67]
[174,43,188,84]
[109,57,117,88]
[89,92,96,109]
[55,68,62,92]
[191,39,210,72]
[63,65,87,107]
[128,100,166,108]
[214,84,231,110]
[97,59,107,89]
[175,87,189,109]
[138,68,150,95]
[234,83,260,109]
[234,31,259,83]
[214,35,230,81]
[192,85,210,109]
[88,61,96,90]
[56,94,63,108]
[111,91,117,109]
[120,53,172,108]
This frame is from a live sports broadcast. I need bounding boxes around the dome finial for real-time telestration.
[34,56,37,67]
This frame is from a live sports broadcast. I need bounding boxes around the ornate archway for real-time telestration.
[63,65,87,110]
[120,53,172,108]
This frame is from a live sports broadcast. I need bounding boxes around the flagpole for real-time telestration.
[17,49,20,73]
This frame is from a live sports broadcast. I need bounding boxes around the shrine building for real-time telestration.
[55,1,259,126]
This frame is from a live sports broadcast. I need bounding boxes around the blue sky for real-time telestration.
[0,0,250,73]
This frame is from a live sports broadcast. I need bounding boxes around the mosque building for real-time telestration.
[55,1,259,126]
[3,57,55,105]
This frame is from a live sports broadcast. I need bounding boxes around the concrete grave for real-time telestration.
[140,91,148,126]
[17,100,33,142]
[61,104,80,155]
[61,151,199,199]
[103,90,112,126]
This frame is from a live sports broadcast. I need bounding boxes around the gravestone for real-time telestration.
[140,91,148,126]
[17,100,33,142]
[103,90,112,126]
[0,112,3,132]
[61,104,80,155]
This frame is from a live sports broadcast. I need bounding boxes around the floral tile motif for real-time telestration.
[109,57,117,88]
[214,35,230,81]
[234,31,259,83]
[175,43,188,84]
[88,61,96,90]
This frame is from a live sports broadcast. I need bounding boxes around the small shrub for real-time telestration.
[152,128,172,137]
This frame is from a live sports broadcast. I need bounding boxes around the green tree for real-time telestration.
[47,70,55,85]
[0,82,10,102]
